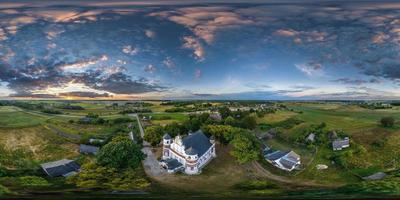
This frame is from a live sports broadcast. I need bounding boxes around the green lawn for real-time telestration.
[0,107,47,128]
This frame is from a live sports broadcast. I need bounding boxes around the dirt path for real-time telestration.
[44,125,81,141]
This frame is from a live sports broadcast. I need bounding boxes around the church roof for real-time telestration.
[185,147,198,155]
[182,130,212,157]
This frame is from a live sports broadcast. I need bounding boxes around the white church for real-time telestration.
[160,130,216,175]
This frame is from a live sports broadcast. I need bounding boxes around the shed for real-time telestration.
[79,144,99,155]
[41,159,80,177]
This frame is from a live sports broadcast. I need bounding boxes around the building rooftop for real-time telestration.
[79,144,99,155]
[182,130,212,157]
[265,150,289,161]
[41,159,80,177]
[332,137,350,149]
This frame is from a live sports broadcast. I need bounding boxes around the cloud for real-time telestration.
[9,93,59,98]
[144,64,157,73]
[331,78,381,85]
[163,57,175,69]
[182,36,204,60]
[122,45,138,55]
[295,62,323,76]
[145,30,156,38]
[150,6,256,44]
[192,93,218,97]
[58,91,110,98]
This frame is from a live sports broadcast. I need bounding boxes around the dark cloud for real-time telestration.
[192,93,218,97]
[331,78,382,85]
[58,91,110,98]
[9,93,58,98]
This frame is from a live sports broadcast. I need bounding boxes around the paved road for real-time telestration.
[129,114,165,177]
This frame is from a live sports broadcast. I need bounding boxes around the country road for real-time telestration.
[129,114,166,177]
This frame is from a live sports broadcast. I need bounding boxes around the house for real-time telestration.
[306,133,315,142]
[265,150,301,171]
[79,144,99,155]
[332,137,350,151]
[209,112,222,121]
[41,159,80,177]
[160,130,216,175]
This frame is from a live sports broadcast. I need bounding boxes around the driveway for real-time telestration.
[130,114,166,177]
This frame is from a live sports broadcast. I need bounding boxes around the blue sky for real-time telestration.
[0,0,399,100]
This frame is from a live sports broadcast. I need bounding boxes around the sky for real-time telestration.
[0,0,399,100]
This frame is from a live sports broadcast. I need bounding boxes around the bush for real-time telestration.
[18,176,50,187]
[97,136,145,169]
[230,131,260,164]
[0,184,11,195]
[381,117,395,127]
[235,180,278,190]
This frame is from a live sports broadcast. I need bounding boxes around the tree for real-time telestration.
[218,106,231,119]
[202,125,240,144]
[144,126,164,146]
[230,132,259,164]
[164,122,182,137]
[240,115,257,130]
[381,117,395,127]
[97,136,145,169]
[224,116,236,126]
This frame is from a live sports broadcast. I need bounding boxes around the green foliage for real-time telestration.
[380,117,395,127]
[18,176,50,187]
[240,115,257,130]
[230,131,260,164]
[97,136,145,169]
[0,184,11,195]
[112,117,134,124]
[41,109,62,114]
[164,122,184,137]
[144,126,164,146]
[202,125,241,144]
[272,117,304,129]
[343,178,400,195]
[235,180,278,190]
[0,145,36,169]
[67,162,150,191]
[224,116,236,126]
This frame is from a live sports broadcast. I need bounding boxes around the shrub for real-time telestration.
[0,184,11,195]
[18,176,50,187]
[381,117,395,127]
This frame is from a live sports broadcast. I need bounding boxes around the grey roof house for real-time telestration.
[79,144,100,155]
[264,150,301,171]
[41,159,80,177]
[306,133,315,142]
[332,137,350,151]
